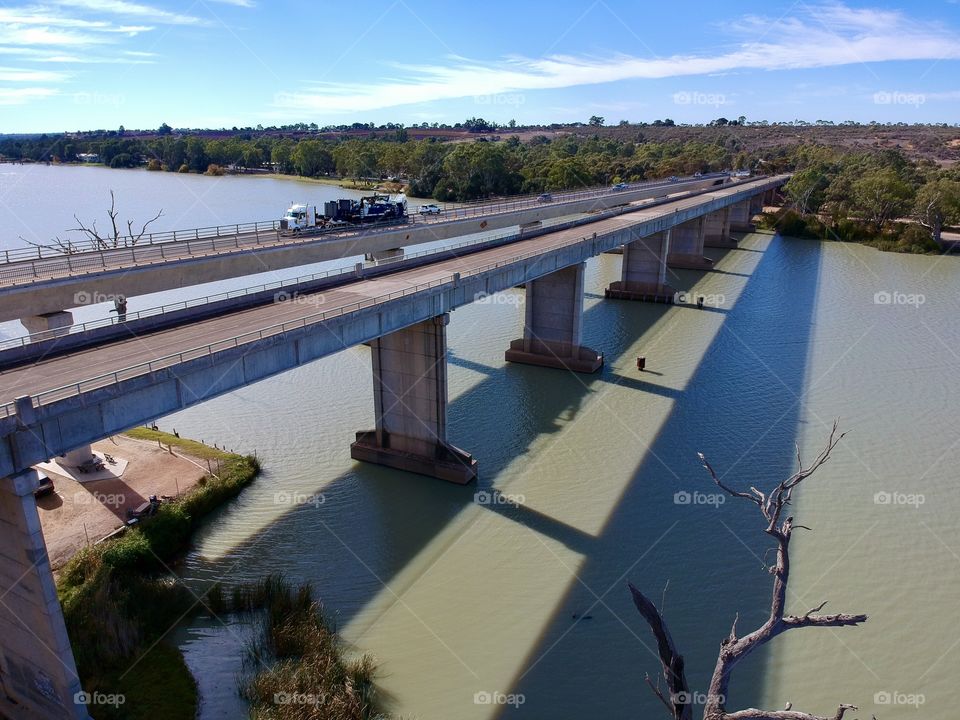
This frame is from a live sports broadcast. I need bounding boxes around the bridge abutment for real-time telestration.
[351,314,478,484]
[0,468,89,719]
[505,262,603,373]
[667,217,714,270]
[604,230,676,302]
[20,311,74,339]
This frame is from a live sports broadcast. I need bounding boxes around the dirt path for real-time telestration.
[37,434,209,570]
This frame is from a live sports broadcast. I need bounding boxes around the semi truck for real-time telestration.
[279,193,408,234]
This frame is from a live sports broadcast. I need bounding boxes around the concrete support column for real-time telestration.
[605,230,675,302]
[57,445,95,469]
[703,208,737,249]
[667,216,714,270]
[0,469,89,719]
[21,311,73,340]
[351,314,477,484]
[749,193,764,216]
[729,199,755,233]
[505,262,603,373]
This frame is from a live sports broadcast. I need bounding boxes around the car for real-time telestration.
[611,183,629,191]
[418,204,441,215]
[34,470,54,497]
[536,193,553,203]
[668,176,679,182]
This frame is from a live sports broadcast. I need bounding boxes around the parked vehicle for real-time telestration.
[537,193,553,203]
[419,204,441,215]
[34,470,54,497]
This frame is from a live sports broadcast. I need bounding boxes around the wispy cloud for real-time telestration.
[275,3,960,113]
[0,86,57,105]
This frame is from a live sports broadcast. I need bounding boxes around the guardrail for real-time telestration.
[0,174,714,269]
[0,175,783,419]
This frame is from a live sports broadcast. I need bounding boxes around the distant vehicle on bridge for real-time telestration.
[280,193,408,234]
[418,203,442,215]
[537,193,553,203]
[610,182,629,191]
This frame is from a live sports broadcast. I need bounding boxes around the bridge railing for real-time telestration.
[0,174,712,270]
[0,175,782,420]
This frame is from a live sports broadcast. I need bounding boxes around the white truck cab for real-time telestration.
[281,203,317,232]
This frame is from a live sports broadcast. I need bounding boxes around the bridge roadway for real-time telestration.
[0,176,727,323]
[0,175,785,413]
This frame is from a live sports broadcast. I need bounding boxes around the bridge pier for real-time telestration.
[703,208,737,249]
[604,230,676,302]
[729,199,756,233]
[351,314,478,484]
[505,262,603,373]
[667,217,714,270]
[21,311,73,339]
[0,469,89,719]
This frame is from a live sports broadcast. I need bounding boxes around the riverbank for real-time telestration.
[57,429,260,719]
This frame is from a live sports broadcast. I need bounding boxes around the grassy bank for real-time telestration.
[58,429,260,719]
[205,576,384,720]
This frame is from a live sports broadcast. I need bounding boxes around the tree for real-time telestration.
[631,422,867,720]
[157,122,172,136]
[588,115,605,127]
[850,167,914,228]
[785,166,830,215]
[912,178,960,244]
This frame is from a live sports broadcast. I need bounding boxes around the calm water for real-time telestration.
[4,165,959,718]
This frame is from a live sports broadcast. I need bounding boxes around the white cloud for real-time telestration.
[0,66,67,81]
[54,0,206,26]
[275,3,960,113]
[0,86,57,105]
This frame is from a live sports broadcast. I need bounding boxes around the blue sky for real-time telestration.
[1,0,958,132]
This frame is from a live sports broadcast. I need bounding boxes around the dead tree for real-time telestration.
[69,190,163,250]
[631,421,867,720]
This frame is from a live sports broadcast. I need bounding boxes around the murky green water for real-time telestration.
[3,165,957,718]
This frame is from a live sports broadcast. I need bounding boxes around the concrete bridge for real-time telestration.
[0,175,729,329]
[0,174,784,718]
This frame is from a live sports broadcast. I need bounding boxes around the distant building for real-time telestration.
[77,153,100,163]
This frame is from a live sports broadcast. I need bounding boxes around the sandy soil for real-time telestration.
[36,435,208,570]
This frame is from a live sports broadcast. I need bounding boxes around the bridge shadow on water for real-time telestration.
[178,233,822,717]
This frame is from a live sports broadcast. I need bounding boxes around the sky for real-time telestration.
[0,0,958,132]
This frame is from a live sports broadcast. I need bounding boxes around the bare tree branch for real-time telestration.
[631,422,868,720]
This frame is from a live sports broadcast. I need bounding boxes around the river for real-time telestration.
[2,164,957,718]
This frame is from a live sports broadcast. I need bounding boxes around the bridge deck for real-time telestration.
[0,177,783,407]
